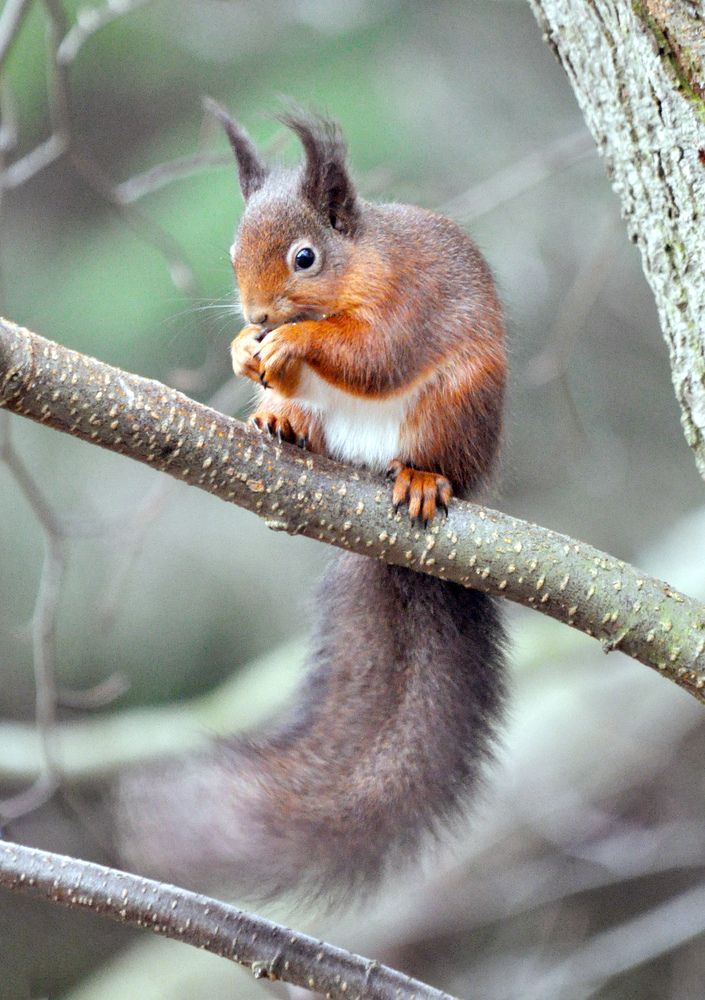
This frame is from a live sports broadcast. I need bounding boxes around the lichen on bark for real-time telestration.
[632,0,705,109]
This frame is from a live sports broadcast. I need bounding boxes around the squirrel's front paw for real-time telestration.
[387,460,451,524]
[254,326,302,392]
[230,325,263,382]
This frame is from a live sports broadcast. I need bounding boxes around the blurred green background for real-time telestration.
[1,1,704,997]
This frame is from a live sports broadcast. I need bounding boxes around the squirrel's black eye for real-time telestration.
[294,247,316,270]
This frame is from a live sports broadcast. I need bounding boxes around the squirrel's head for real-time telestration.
[205,100,362,329]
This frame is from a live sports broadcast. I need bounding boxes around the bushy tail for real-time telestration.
[115,553,508,902]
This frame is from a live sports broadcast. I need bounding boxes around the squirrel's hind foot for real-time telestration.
[387,460,451,524]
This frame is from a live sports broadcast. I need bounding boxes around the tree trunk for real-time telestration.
[528,0,705,477]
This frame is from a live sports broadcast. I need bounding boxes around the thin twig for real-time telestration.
[57,673,129,710]
[0,0,32,69]
[440,129,596,223]
[0,80,18,154]
[113,150,235,204]
[524,212,620,388]
[0,408,128,818]
[95,480,177,631]
[0,412,64,819]
[0,410,63,533]
[524,212,621,463]
[43,0,70,136]
[56,0,155,65]
[0,840,459,1000]
[69,147,200,294]
[0,131,67,188]
[108,75,292,211]
[1,318,704,703]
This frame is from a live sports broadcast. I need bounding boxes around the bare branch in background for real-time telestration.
[0,131,67,188]
[532,880,705,1000]
[0,0,204,300]
[93,374,249,631]
[0,0,32,69]
[56,0,155,65]
[41,1,200,295]
[2,318,704,705]
[440,128,597,224]
[0,840,459,1000]
[0,412,63,818]
[0,41,244,808]
[56,673,130,710]
[0,410,128,820]
[525,212,620,388]
[522,211,622,462]
[113,150,235,204]
[0,80,18,154]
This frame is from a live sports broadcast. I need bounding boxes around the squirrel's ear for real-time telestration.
[279,108,359,235]
[203,97,269,200]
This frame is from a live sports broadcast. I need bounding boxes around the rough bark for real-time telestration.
[527,0,705,476]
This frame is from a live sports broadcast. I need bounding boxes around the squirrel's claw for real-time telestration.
[253,328,302,394]
[249,410,311,450]
[389,461,452,524]
[249,411,297,444]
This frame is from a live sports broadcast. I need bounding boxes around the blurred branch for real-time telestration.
[0,0,31,69]
[94,375,248,630]
[527,0,705,482]
[2,318,705,704]
[0,130,67,187]
[0,639,304,782]
[40,0,200,294]
[533,879,705,999]
[440,128,596,223]
[113,150,235,204]
[524,212,619,388]
[524,211,621,463]
[0,1,203,298]
[0,80,18,154]
[57,673,129,709]
[0,411,62,818]
[68,146,200,293]
[0,410,127,819]
[0,840,457,1000]
[56,0,155,65]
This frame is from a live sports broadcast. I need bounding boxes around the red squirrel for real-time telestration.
[115,103,508,902]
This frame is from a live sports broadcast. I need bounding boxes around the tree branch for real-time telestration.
[1,317,704,703]
[0,840,457,1000]
[0,0,31,69]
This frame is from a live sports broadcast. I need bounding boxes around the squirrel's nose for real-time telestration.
[248,308,269,327]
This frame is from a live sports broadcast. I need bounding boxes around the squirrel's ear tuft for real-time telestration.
[278,106,359,235]
[203,97,269,200]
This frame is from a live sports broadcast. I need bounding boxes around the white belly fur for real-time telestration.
[295,365,417,471]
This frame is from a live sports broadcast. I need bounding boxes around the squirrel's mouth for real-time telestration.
[254,309,327,341]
